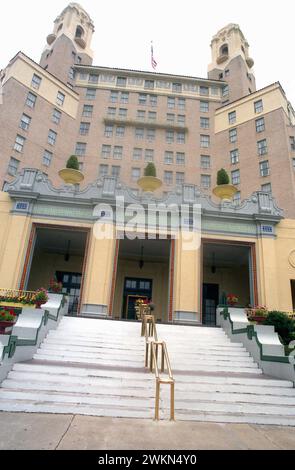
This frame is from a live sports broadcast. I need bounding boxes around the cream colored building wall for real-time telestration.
[113,259,169,322]
[215,84,292,133]
[4,54,79,119]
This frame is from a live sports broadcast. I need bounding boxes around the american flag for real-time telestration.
[151,42,157,70]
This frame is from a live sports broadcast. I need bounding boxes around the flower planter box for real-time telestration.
[248,315,267,324]
[0,302,34,308]
[0,320,16,334]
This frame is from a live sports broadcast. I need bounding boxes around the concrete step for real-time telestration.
[175,411,295,426]
[169,400,295,416]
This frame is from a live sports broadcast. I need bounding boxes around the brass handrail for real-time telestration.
[141,313,175,421]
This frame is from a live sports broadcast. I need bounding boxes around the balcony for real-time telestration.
[216,54,229,65]
[103,116,188,132]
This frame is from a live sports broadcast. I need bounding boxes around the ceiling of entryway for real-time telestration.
[203,243,250,268]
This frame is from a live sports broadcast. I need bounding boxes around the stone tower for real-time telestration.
[208,24,256,103]
[39,2,95,85]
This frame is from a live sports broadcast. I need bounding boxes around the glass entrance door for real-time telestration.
[122,278,153,320]
[56,271,82,316]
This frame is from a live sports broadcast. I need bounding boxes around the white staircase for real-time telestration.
[0,317,295,425]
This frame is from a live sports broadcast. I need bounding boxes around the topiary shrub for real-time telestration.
[66,155,79,171]
[217,168,230,185]
[263,311,295,345]
[144,162,157,177]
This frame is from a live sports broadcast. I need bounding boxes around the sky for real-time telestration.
[1,0,295,105]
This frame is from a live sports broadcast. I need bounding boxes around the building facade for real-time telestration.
[0,3,295,323]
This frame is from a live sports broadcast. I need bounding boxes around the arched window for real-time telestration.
[75,26,84,39]
[220,44,229,56]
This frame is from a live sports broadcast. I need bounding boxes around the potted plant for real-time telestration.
[226,293,239,307]
[58,155,84,185]
[137,163,162,192]
[33,288,49,309]
[0,308,17,334]
[213,168,237,201]
[248,306,268,323]
[48,278,63,294]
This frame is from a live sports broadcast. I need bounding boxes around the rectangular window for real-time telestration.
[117,76,127,87]
[42,150,53,167]
[166,130,174,143]
[164,171,173,185]
[7,157,20,176]
[56,91,65,106]
[290,136,295,150]
[110,91,119,103]
[144,149,154,162]
[229,128,237,143]
[118,108,127,118]
[101,144,111,159]
[257,139,268,155]
[116,126,125,137]
[146,128,155,141]
[164,151,173,165]
[79,122,90,135]
[52,108,62,124]
[120,92,129,103]
[135,127,144,139]
[200,86,209,96]
[99,164,109,176]
[108,107,116,116]
[137,110,146,120]
[111,165,121,177]
[82,105,93,117]
[172,82,182,93]
[231,169,240,185]
[176,152,185,165]
[138,93,147,105]
[26,92,37,108]
[230,148,239,164]
[200,117,209,129]
[200,134,210,148]
[260,160,270,177]
[145,80,154,90]
[201,174,211,189]
[166,113,175,122]
[176,172,185,184]
[14,134,25,152]
[89,73,99,83]
[256,117,265,133]
[228,111,236,124]
[31,74,42,90]
[222,85,229,96]
[167,97,175,109]
[149,95,158,107]
[233,191,241,205]
[113,146,123,160]
[133,148,142,161]
[75,142,86,156]
[201,155,210,169]
[86,88,96,100]
[200,101,209,112]
[20,114,31,131]
[104,124,114,137]
[131,167,141,181]
[48,129,57,146]
[254,99,263,113]
[148,111,156,121]
[261,183,272,193]
[177,114,185,124]
[177,131,185,144]
[69,68,76,80]
[178,97,185,110]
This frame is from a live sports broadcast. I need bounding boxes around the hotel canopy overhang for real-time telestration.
[0,168,290,325]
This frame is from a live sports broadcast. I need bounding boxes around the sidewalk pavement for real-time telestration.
[0,412,295,450]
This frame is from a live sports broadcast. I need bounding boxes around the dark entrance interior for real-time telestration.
[202,242,253,325]
[25,227,88,315]
[122,277,153,320]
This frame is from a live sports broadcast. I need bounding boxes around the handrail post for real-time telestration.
[170,381,175,421]
[155,379,160,421]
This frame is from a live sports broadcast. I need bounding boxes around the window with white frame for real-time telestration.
[146,128,155,141]
[116,126,125,137]
[230,148,239,164]
[200,134,210,148]
[201,155,210,169]
[176,152,185,165]
[79,122,90,135]
[259,160,270,177]
[89,73,99,83]
[104,124,113,137]
[200,117,209,129]
[138,93,147,105]
[31,74,42,90]
[110,91,119,103]
[228,111,236,124]
[257,139,267,155]
[101,144,111,159]
[164,151,173,164]
[137,110,146,120]
[52,108,62,124]
[120,92,129,103]
[133,148,142,160]
[14,134,25,152]
[200,101,209,112]
[256,117,265,133]
[200,86,209,96]
[167,97,175,109]
[99,164,109,176]
[86,88,96,100]
[229,128,237,143]
[42,150,53,167]
[108,107,116,116]
[82,105,93,117]
[113,146,123,160]
[26,92,37,108]
[135,127,144,139]
[172,82,182,92]
[7,157,20,176]
[177,131,185,144]
[164,171,173,185]
[131,167,141,181]
[167,113,175,122]
[166,130,174,143]
[75,142,86,155]
[254,99,263,113]
[231,169,240,185]
[116,77,127,87]
[69,68,76,80]
[222,85,229,96]
[233,191,241,205]
[176,172,185,185]
[48,129,57,146]
[261,183,272,193]
[111,165,121,177]
[149,95,157,107]
[56,91,65,106]
[119,108,127,118]
[20,114,31,131]
[177,114,185,124]
[148,111,156,121]
[201,174,211,189]
[178,98,185,110]
[145,80,154,90]
[144,149,154,162]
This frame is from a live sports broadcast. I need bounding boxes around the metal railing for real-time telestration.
[141,313,175,421]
